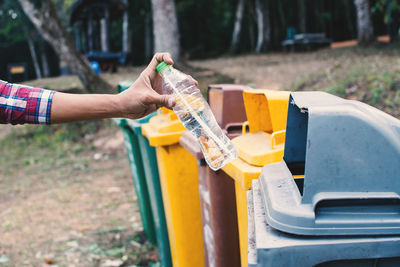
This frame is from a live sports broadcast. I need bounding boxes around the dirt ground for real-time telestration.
[191,51,332,90]
[0,123,158,267]
[1,46,399,266]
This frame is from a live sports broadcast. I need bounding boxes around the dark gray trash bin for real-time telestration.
[248,179,400,267]
[260,91,400,236]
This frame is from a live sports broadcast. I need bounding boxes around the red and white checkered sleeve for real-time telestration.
[0,80,54,125]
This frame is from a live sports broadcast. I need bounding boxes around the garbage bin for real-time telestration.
[142,109,205,267]
[249,179,400,267]
[221,89,290,267]
[113,82,172,267]
[178,83,250,267]
[262,91,400,236]
[208,84,249,138]
[249,91,400,266]
[113,116,156,244]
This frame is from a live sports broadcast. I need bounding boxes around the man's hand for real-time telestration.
[51,52,198,123]
[116,52,176,119]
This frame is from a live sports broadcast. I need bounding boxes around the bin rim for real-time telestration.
[251,179,400,267]
[141,111,186,147]
[222,157,262,191]
[243,89,290,134]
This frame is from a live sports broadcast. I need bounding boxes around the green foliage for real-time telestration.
[372,0,400,23]
[0,120,107,176]
[175,0,235,57]
[288,47,400,118]
[87,227,158,266]
[0,0,28,45]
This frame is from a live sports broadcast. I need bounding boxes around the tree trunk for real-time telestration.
[314,0,325,33]
[88,13,94,52]
[144,13,153,63]
[255,0,264,53]
[278,0,286,30]
[354,0,374,44]
[74,26,82,53]
[248,0,255,50]
[230,0,246,53]
[151,0,180,62]
[122,7,129,54]
[27,37,42,79]
[264,1,271,49]
[255,0,271,53]
[298,0,306,33]
[344,0,356,39]
[100,7,110,52]
[40,42,50,77]
[18,0,113,93]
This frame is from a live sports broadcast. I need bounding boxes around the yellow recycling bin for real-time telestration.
[142,108,205,267]
[222,90,290,267]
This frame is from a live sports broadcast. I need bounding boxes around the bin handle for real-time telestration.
[242,121,249,135]
[271,130,286,149]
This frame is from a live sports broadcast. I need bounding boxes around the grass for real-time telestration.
[284,45,400,118]
[0,120,104,178]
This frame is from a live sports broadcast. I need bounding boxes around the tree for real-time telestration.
[230,0,246,52]
[122,0,130,55]
[255,0,271,53]
[40,41,50,77]
[298,0,306,33]
[26,31,42,79]
[17,0,113,93]
[373,0,400,42]
[0,1,43,79]
[151,0,181,62]
[354,0,375,44]
[344,0,356,38]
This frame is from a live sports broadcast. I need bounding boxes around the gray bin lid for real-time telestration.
[261,91,400,235]
[251,180,400,267]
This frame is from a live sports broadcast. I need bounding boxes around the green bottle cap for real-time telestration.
[156,61,171,73]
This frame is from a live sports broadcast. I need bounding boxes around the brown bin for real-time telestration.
[179,84,250,267]
[208,84,249,138]
[180,132,240,267]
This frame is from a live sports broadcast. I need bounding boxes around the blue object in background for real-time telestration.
[286,27,297,40]
[90,61,101,75]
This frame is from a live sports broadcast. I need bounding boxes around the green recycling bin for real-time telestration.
[113,81,172,267]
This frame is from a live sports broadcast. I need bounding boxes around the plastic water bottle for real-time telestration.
[156,61,238,170]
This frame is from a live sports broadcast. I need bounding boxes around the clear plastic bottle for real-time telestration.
[156,61,238,170]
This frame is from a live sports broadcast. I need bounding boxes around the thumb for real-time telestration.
[145,93,176,109]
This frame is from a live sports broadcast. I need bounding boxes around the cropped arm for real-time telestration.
[0,80,54,125]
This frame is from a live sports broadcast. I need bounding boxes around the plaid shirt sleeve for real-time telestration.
[0,80,54,125]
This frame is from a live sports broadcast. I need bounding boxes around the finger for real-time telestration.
[145,93,176,109]
[148,52,174,71]
[156,52,174,65]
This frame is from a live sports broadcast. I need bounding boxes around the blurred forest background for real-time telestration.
[0,0,399,83]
